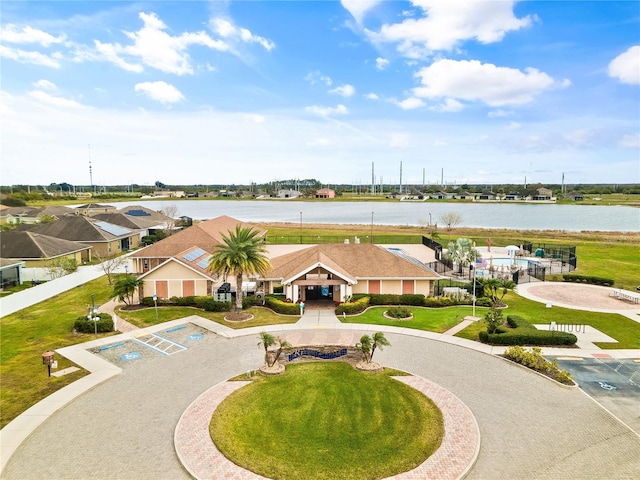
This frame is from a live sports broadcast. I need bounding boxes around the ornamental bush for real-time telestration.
[336,296,370,315]
[503,346,574,385]
[398,294,425,306]
[386,307,412,319]
[480,315,577,346]
[74,313,114,333]
[264,296,300,315]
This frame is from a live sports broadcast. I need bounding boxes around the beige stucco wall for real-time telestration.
[346,279,434,296]
[142,261,210,298]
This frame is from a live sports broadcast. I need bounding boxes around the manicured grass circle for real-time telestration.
[210,362,444,480]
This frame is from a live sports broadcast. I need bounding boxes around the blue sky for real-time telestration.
[1,0,638,187]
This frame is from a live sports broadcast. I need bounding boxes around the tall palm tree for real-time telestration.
[208,225,270,313]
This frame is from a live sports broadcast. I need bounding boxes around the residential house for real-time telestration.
[532,187,553,201]
[152,190,185,198]
[431,192,453,200]
[18,215,140,257]
[0,206,74,225]
[75,203,117,216]
[504,192,522,201]
[0,259,25,289]
[0,231,92,281]
[456,191,475,200]
[277,189,302,199]
[567,191,584,201]
[315,188,335,199]
[261,243,440,303]
[477,191,498,201]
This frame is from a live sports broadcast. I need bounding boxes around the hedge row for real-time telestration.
[563,274,614,286]
[336,296,370,315]
[74,313,114,333]
[351,293,492,308]
[264,296,300,315]
[479,315,577,346]
[140,296,232,312]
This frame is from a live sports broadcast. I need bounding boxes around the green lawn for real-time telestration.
[117,305,299,329]
[0,277,114,429]
[340,305,481,333]
[455,292,640,349]
[210,362,444,480]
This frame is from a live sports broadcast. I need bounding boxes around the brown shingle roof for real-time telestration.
[129,215,265,259]
[18,215,134,242]
[1,231,91,259]
[266,244,439,282]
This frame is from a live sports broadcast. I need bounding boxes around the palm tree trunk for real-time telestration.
[235,272,243,313]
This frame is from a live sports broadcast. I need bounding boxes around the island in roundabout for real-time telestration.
[174,332,480,480]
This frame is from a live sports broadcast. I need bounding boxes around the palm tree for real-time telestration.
[370,332,390,363]
[208,225,270,314]
[112,275,144,306]
[257,332,291,367]
[482,278,516,306]
[445,237,479,275]
[355,334,372,363]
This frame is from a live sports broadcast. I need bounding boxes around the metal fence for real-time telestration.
[264,234,423,245]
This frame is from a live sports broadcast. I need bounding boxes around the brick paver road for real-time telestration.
[2,329,639,480]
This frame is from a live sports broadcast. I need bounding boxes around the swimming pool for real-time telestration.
[478,258,539,268]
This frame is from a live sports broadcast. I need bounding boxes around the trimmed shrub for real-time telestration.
[386,306,412,319]
[264,296,300,315]
[336,296,370,315]
[480,315,577,346]
[423,296,458,307]
[398,294,425,306]
[74,313,114,333]
[171,296,196,306]
[368,294,401,305]
[197,298,232,312]
[563,274,614,286]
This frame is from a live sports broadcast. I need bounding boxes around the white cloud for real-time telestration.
[329,84,356,97]
[33,79,57,90]
[134,81,185,104]
[210,18,275,51]
[413,59,565,106]
[365,92,379,100]
[367,1,534,58]
[0,24,66,46]
[431,98,464,112]
[375,57,389,70]
[0,45,62,68]
[242,113,266,124]
[433,139,447,147]
[28,90,83,108]
[96,12,229,75]
[505,121,521,130]
[488,109,513,118]
[619,133,640,148]
[305,104,348,117]
[305,71,333,86]
[341,0,382,24]
[307,138,333,147]
[389,132,411,147]
[394,97,425,110]
[608,45,640,85]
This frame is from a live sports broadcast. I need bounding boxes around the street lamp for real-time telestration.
[428,212,432,227]
[370,212,374,244]
[90,293,98,335]
[469,265,477,318]
[41,350,55,377]
[152,294,159,323]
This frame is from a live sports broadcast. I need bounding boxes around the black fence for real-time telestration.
[264,234,423,245]
[520,242,577,272]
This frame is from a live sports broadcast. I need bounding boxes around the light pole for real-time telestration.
[90,293,97,335]
[152,294,159,323]
[428,212,432,227]
[469,265,477,317]
[299,211,302,244]
[370,212,374,244]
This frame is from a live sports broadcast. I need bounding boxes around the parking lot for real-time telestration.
[553,356,640,433]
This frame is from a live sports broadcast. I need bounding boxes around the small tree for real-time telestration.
[484,307,504,334]
[356,332,390,364]
[257,332,291,367]
[439,212,463,239]
[482,278,516,306]
[113,275,144,306]
[46,257,77,279]
[445,238,479,274]
[94,253,126,285]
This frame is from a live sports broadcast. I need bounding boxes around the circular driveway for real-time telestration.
[2,328,640,480]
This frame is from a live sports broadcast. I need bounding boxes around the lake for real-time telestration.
[102,199,639,232]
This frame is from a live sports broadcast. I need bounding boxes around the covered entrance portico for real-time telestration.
[283,266,354,306]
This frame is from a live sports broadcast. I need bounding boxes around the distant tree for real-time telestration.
[38,214,57,224]
[46,257,77,279]
[159,204,179,234]
[439,212,463,239]
[155,180,166,189]
[0,197,26,207]
[94,253,126,285]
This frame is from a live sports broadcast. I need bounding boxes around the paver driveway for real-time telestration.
[2,329,640,480]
